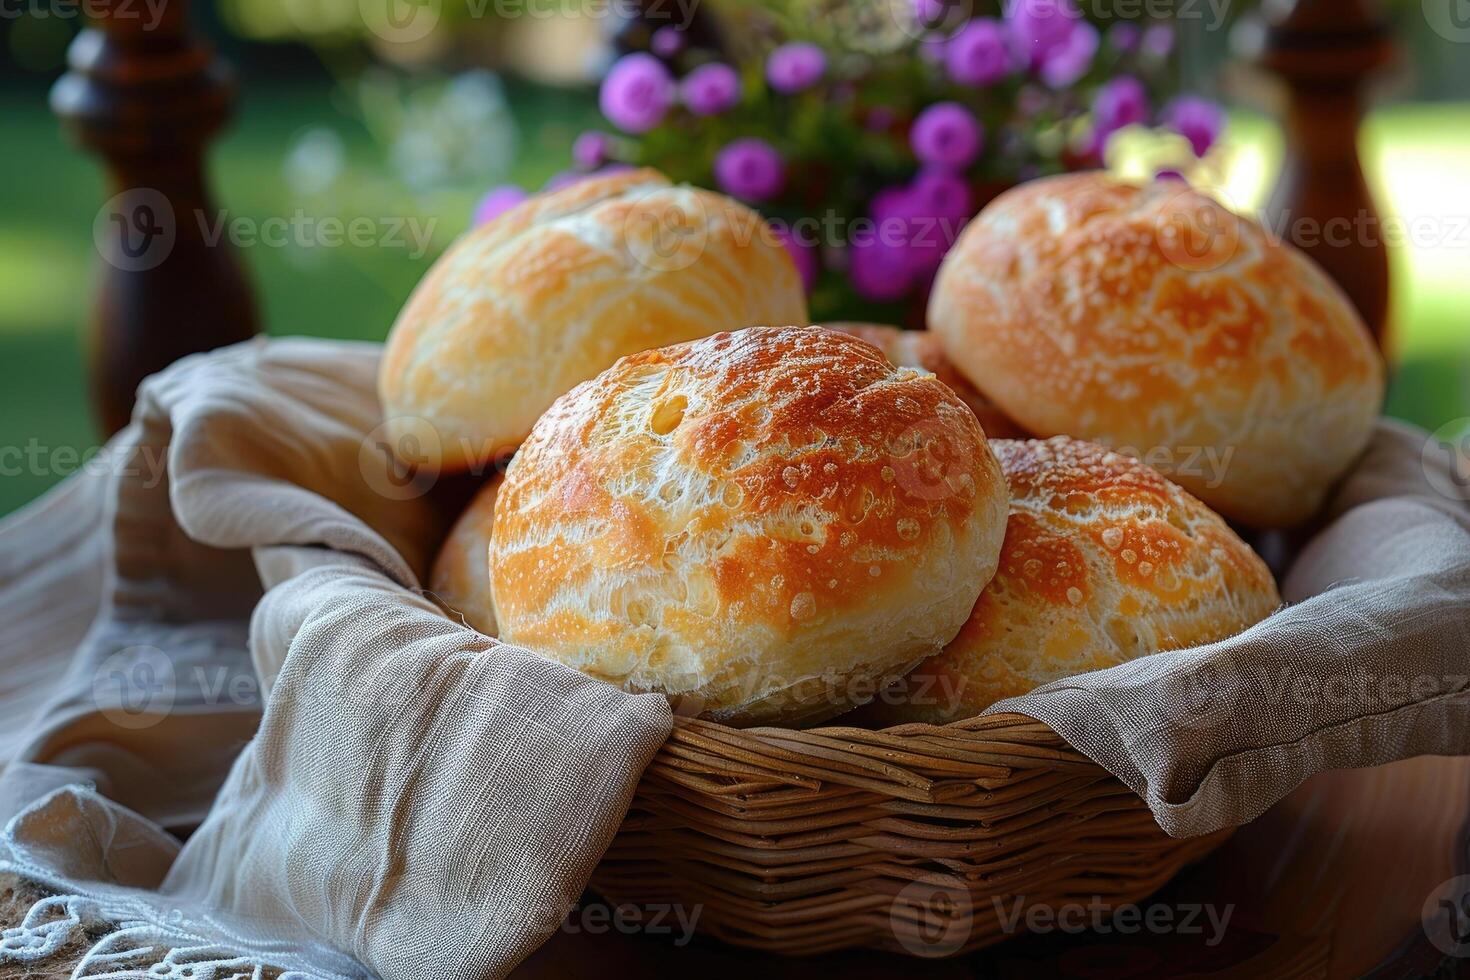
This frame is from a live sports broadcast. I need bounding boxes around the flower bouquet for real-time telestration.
[479,0,1224,323]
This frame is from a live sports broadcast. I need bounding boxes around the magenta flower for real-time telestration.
[1163,96,1226,157]
[1093,75,1150,146]
[1038,19,1097,88]
[714,138,785,201]
[472,185,527,226]
[910,102,984,170]
[1142,23,1175,58]
[849,234,915,302]
[766,42,826,94]
[651,26,685,59]
[911,0,947,25]
[681,62,741,116]
[572,131,613,170]
[599,53,674,133]
[909,169,973,222]
[946,19,1013,87]
[1005,0,1082,68]
[774,225,818,292]
[1108,21,1141,51]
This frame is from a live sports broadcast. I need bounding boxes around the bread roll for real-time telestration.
[379,168,809,472]
[429,475,502,636]
[929,172,1384,527]
[825,322,1027,439]
[874,436,1279,724]
[490,326,1010,726]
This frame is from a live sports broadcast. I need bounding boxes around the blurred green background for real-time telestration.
[1,1,1467,515]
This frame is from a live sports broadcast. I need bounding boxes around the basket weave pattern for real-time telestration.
[594,712,1229,956]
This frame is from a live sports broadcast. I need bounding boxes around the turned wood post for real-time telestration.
[1238,0,1396,346]
[51,0,259,436]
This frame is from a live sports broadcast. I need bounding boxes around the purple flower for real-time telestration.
[572,131,613,170]
[849,235,915,302]
[910,102,984,170]
[911,0,947,25]
[1162,95,1226,157]
[774,225,818,292]
[946,19,1013,87]
[714,138,785,201]
[599,53,674,133]
[650,26,685,59]
[1038,19,1097,88]
[1093,75,1150,146]
[909,169,973,222]
[681,62,741,116]
[766,42,826,94]
[1005,0,1082,68]
[472,185,527,226]
[1142,23,1174,58]
[1109,21,1141,51]
[871,173,971,280]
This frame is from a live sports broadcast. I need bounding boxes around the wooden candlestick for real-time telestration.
[51,0,259,436]
[1238,0,1396,346]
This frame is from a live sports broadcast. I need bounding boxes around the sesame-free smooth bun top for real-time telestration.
[378,168,808,471]
[429,475,502,637]
[489,326,1010,726]
[929,171,1384,527]
[824,322,1027,439]
[877,437,1279,724]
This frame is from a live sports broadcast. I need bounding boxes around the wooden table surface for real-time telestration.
[515,753,1470,978]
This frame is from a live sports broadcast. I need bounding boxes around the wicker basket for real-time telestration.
[592,712,1230,957]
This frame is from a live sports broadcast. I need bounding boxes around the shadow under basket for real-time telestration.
[592,712,1230,957]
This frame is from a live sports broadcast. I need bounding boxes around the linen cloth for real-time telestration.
[0,339,673,979]
[0,337,1465,975]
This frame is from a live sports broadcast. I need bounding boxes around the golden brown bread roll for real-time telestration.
[379,168,809,472]
[929,172,1384,528]
[428,475,502,636]
[873,436,1280,724]
[489,326,1010,726]
[824,322,1027,439]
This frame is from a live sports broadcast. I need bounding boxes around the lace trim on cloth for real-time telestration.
[0,884,369,979]
[0,786,373,980]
